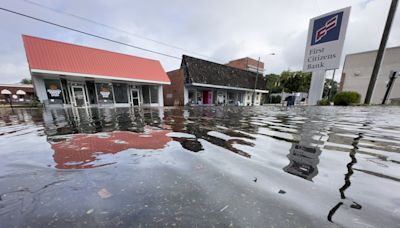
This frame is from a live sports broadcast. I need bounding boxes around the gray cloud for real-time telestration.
[0,0,398,83]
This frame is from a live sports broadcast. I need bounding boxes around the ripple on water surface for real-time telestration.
[0,106,399,227]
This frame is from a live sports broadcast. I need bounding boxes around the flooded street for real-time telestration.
[0,106,399,227]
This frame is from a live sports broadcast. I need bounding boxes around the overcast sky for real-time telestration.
[0,0,399,84]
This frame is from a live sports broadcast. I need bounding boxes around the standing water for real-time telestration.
[0,106,399,227]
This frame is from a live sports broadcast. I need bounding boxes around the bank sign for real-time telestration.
[303,7,351,72]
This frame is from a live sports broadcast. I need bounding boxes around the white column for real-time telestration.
[158,85,164,107]
[308,70,326,105]
[183,86,188,105]
[32,75,47,103]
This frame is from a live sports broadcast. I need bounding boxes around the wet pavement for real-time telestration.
[0,106,399,227]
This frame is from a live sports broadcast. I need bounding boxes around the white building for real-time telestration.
[22,35,170,107]
[340,46,400,104]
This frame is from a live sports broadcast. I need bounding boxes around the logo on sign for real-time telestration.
[311,12,343,45]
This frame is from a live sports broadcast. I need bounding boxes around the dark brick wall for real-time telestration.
[163,69,185,106]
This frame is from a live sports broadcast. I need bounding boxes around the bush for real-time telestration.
[318,99,330,106]
[270,95,281,104]
[333,91,361,106]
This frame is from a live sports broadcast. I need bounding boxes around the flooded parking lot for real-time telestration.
[0,106,399,227]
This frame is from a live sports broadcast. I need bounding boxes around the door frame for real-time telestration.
[71,85,88,107]
[130,88,141,106]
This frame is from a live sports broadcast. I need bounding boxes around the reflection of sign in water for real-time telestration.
[100,86,110,98]
[283,144,322,181]
[47,84,61,97]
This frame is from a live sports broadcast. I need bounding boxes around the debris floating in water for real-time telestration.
[98,188,112,199]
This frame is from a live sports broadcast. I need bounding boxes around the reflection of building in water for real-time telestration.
[50,127,172,169]
[283,144,322,181]
[162,107,257,157]
[41,107,164,136]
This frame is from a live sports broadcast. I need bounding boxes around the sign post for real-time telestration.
[303,7,351,105]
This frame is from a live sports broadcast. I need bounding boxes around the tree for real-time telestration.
[279,70,311,93]
[20,78,32,84]
[323,79,338,100]
[265,74,282,93]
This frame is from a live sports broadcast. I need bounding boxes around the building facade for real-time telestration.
[22,35,170,107]
[226,57,265,73]
[0,84,35,104]
[163,55,268,106]
[340,46,400,104]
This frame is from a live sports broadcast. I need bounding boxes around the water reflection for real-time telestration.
[283,144,321,181]
[49,128,172,169]
[1,106,400,227]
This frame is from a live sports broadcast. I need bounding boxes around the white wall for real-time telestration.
[341,46,400,104]
[32,75,48,102]
[183,86,188,105]
[158,85,164,107]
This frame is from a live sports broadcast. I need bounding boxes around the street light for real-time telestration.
[252,53,276,106]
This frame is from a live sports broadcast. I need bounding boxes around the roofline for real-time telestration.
[346,45,400,57]
[0,84,34,88]
[189,82,269,93]
[227,57,264,64]
[182,55,264,77]
[31,69,171,85]
[22,34,163,64]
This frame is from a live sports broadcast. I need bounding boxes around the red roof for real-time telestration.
[22,35,170,84]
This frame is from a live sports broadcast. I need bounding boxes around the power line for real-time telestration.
[21,0,216,61]
[0,6,182,60]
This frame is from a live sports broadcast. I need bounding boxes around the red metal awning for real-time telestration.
[22,35,170,84]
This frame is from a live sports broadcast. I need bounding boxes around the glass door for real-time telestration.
[72,86,87,107]
[131,89,140,106]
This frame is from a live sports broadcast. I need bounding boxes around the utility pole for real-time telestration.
[364,0,398,104]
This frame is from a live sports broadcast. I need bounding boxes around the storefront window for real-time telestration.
[113,83,128,103]
[188,90,196,104]
[142,85,159,104]
[44,79,63,104]
[96,83,114,104]
[150,86,159,103]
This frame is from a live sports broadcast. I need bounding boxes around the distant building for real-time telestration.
[22,35,170,107]
[340,46,400,104]
[0,84,35,104]
[163,55,268,106]
[226,57,264,73]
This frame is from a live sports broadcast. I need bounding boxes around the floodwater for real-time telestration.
[0,106,399,227]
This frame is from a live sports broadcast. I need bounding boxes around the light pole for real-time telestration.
[364,0,398,104]
[252,53,275,106]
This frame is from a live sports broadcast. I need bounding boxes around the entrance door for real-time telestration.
[72,86,87,107]
[131,89,140,106]
[203,91,213,104]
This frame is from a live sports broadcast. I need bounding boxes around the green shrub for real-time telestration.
[333,91,361,106]
[318,99,330,106]
[270,95,281,104]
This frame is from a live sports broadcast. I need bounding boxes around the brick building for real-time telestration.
[0,84,35,104]
[163,55,268,106]
[226,57,264,73]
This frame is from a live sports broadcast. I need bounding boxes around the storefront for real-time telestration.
[23,35,170,107]
[164,55,268,106]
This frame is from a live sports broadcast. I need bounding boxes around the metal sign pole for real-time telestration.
[308,70,326,105]
[382,71,398,104]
